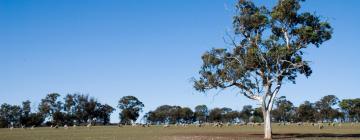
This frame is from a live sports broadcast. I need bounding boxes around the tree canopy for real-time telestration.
[118,96,144,125]
[194,0,332,107]
[340,98,360,122]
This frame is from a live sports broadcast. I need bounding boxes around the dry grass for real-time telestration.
[0,123,359,140]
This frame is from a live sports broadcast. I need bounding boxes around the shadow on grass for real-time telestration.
[252,133,360,139]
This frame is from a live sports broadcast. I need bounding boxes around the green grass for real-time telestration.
[0,124,359,140]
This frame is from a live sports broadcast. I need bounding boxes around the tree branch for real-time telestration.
[267,85,281,111]
[282,28,290,49]
[233,83,262,101]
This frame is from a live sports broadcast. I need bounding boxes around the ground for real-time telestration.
[0,124,359,140]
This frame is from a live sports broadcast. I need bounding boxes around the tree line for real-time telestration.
[144,95,359,125]
[0,93,146,128]
[0,93,116,128]
[0,93,359,128]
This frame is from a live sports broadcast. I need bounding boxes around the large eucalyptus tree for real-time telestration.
[193,0,332,139]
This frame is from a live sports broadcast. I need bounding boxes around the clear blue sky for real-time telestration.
[1,0,359,123]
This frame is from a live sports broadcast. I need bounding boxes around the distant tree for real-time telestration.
[296,101,317,122]
[84,97,98,122]
[0,101,45,128]
[0,117,7,128]
[73,94,90,124]
[96,104,115,125]
[0,104,11,127]
[179,107,194,124]
[193,0,332,138]
[272,96,295,122]
[223,110,240,123]
[21,113,45,126]
[118,96,144,125]
[194,105,208,123]
[61,94,76,125]
[8,104,22,126]
[38,93,62,123]
[209,108,223,123]
[20,100,40,126]
[68,93,116,125]
[22,100,31,117]
[315,95,339,122]
[221,107,232,114]
[339,98,360,122]
[146,105,193,124]
[1,93,116,127]
[252,107,264,123]
[70,94,100,124]
[144,111,157,124]
[20,100,31,125]
[169,106,182,124]
[64,94,76,115]
[328,109,344,122]
[38,93,113,125]
[52,111,66,125]
[220,107,237,123]
[148,105,173,124]
[0,103,22,127]
[239,105,253,123]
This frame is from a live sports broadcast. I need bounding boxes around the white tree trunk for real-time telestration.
[264,110,272,139]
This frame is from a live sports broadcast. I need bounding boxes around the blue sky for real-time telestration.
[1,0,359,123]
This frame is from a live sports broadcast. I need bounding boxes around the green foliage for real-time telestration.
[194,0,332,101]
[296,101,317,122]
[145,105,194,125]
[118,96,144,125]
[194,2,332,137]
[0,94,358,128]
[223,109,240,123]
[0,103,21,126]
[22,100,31,117]
[0,117,8,128]
[20,100,45,127]
[315,95,340,122]
[179,107,194,124]
[251,107,264,123]
[208,108,223,122]
[239,105,253,123]
[64,94,75,114]
[23,113,45,127]
[36,93,116,126]
[208,107,240,123]
[194,105,208,123]
[340,98,360,121]
[145,105,172,124]
[38,93,62,120]
[97,104,115,125]
[272,96,295,122]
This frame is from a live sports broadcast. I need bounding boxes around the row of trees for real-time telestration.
[143,104,263,125]
[144,95,360,125]
[0,93,116,128]
[271,96,358,123]
[38,93,116,126]
[0,94,144,128]
[0,94,359,128]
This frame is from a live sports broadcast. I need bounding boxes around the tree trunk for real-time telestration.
[264,110,272,139]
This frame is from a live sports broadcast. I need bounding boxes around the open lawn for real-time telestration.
[0,124,359,140]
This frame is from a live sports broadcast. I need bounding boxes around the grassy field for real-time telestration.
[0,124,359,140]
